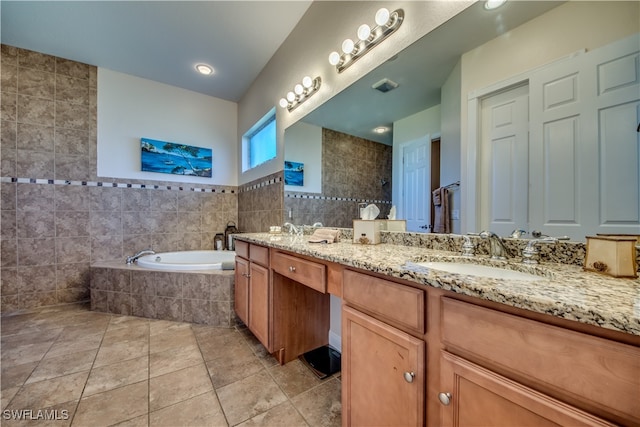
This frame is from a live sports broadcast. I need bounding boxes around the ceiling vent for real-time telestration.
[372,78,399,93]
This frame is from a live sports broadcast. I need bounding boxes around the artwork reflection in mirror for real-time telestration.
[284,161,304,186]
[284,126,392,228]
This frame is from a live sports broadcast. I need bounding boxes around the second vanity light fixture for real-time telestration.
[279,76,322,112]
[328,7,404,73]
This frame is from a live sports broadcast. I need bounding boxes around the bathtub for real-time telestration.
[137,250,236,271]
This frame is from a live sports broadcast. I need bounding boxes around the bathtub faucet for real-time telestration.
[126,249,155,265]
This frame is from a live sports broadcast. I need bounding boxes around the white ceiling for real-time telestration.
[0,1,312,102]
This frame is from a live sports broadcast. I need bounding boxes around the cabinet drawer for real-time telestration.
[235,240,249,259]
[249,244,269,266]
[271,251,326,293]
[343,270,425,335]
[441,298,640,424]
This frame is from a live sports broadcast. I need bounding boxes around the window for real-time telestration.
[244,112,276,171]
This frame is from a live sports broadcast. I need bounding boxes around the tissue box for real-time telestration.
[584,235,637,278]
[383,220,407,232]
[353,220,386,244]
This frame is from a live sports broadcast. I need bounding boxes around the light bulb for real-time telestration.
[357,24,371,41]
[328,51,341,66]
[375,8,390,26]
[294,84,304,95]
[302,76,313,88]
[484,0,507,9]
[286,91,295,102]
[341,38,355,54]
[195,64,214,75]
[279,98,288,108]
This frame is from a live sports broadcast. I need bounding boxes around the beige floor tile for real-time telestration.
[149,327,197,354]
[269,359,323,398]
[26,349,97,384]
[101,323,149,346]
[113,414,148,427]
[149,344,203,378]
[1,342,54,367]
[55,321,109,342]
[237,400,309,427]
[8,371,89,411]
[44,333,104,359]
[83,356,149,397]
[204,340,264,389]
[216,370,288,426]
[2,361,39,390]
[149,391,227,427]
[149,319,190,336]
[1,328,63,347]
[1,386,20,410]
[290,378,342,427]
[93,339,148,368]
[149,363,213,412]
[107,316,150,331]
[73,381,148,427]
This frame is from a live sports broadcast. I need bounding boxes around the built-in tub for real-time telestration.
[137,250,236,271]
[90,250,237,327]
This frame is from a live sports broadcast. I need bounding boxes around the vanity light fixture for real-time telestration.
[328,7,404,73]
[195,63,214,75]
[279,76,322,112]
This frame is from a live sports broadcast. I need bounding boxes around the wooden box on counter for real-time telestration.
[584,235,638,278]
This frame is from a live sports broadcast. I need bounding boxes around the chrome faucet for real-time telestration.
[522,235,570,264]
[126,249,155,264]
[509,229,528,239]
[283,222,302,236]
[479,231,510,260]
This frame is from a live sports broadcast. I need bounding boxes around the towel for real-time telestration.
[432,187,450,233]
[308,228,340,244]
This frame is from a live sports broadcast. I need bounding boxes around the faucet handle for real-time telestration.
[522,237,563,264]
[461,235,475,257]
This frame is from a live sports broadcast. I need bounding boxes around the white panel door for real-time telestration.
[479,84,529,236]
[530,34,640,239]
[402,137,430,232]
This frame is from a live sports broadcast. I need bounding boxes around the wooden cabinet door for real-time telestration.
[342,305,424,427]
[439,351,614,427]
[234,257,250,325]
[248,262,270,349]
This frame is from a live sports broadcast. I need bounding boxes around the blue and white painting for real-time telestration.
[141,138,212,177]
[284,161,304,186]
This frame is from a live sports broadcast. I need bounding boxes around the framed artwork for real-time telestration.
[141,138,212,177]
[284,161,304,186]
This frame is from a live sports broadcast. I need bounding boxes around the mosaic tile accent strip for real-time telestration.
[285,192,392,205]
[0,176,236,193]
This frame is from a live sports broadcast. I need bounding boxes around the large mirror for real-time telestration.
[284,1,639,241]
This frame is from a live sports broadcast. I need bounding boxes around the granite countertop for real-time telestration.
[235,233,640,337]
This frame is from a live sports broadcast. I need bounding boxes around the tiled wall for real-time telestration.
[0,45,238,313]
[238,171,284,233]
[285,128,392,228]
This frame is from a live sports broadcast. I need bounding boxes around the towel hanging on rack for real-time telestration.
[432,186,450,233]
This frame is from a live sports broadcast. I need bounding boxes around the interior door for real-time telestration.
[402,136,431,232]
[479,84,530,236]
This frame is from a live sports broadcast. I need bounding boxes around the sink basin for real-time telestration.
[415,261,545,282]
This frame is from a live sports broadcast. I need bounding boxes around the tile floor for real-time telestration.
[1,304,342,426]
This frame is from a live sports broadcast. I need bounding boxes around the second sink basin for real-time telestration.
[415,261,545,282]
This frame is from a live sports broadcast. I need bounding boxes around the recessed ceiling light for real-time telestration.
[374,127,388,134]
[484,0,507,10]
[195,64,214,76]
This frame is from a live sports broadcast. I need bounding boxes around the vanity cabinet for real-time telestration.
[342,270,426,427]
[439,298,640,426]
[235,241,271,350]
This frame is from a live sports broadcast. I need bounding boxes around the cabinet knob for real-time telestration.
[438,392,452,406]
[403,372,415,383]
[289,266,296,272]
